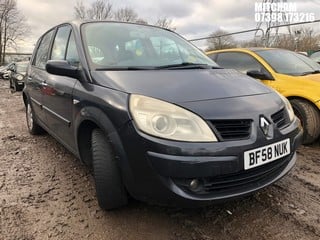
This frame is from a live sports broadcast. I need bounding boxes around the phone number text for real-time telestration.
[255,12,315,22]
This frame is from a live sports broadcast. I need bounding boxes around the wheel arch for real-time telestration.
[287,96,320,112]
[287,96,320,144]
[75,106,130,174]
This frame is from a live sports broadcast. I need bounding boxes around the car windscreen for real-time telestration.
[255,49,320,76]
[81,22,218,70]
[16,62,28,73]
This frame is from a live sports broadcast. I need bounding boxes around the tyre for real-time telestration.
[290,99,320,144]
[26,101,43,135]
[12,80,17,92]
[91,129,128,210]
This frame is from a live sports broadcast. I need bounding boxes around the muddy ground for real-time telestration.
[0,79,319,240]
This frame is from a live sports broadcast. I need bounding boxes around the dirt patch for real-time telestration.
[0,80,319,240]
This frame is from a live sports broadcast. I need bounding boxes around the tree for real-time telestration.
[276,27,320,52]
[239,37,264,48]
[74,0,113,20]
[113,7,138,22]
[73,1,176,30]
[0,0,28,64]
[154,17,176,31]
[206,30,237,51]
[74,1,86,20]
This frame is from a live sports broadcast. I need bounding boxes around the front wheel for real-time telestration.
[290,99,320,144]
[91,129,128,210]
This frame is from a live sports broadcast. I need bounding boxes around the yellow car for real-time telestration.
[207,48,320,144]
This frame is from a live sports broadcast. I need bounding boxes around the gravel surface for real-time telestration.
[0,80,319,240]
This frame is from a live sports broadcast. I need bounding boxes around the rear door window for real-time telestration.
[34,29,55,69]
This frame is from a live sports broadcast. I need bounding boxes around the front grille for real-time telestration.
[210,119,252,141]
[272,108,290,129]
[173,155,290,195]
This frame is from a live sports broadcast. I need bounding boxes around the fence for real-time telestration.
[189,19,320,52]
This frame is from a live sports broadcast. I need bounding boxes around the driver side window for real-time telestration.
[216,52,267,74]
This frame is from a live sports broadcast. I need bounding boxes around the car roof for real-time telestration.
[60,20,173,33]
[207,47,279,54]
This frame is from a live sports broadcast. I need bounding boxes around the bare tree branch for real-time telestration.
[206,30,237,51]
[154,17,176,31]
[0,0,29,64]
[74,0,86,19]
[113,7,138,22]
[74,0,112,20]
[87,0,112,20]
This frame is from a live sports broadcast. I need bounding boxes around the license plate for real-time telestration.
[244,138,290,170]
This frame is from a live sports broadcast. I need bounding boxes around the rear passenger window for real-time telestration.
[34,29,54,69]
[51,25,71,60]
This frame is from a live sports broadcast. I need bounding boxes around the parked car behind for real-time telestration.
[207,48,320,144]
[23,21,302,210]
[9,61,29,91]
[0,62,15,79]
[310,50,320,64]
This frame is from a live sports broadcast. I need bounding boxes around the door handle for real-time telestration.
[41,81,48,86]
[27,77,32,81]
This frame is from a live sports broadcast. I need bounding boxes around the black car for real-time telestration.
[23,21,302,210]
[9,61,29,91]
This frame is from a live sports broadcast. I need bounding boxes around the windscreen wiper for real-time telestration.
[156,62,222,70]
[300,70,320,76]
[95,66,156,71]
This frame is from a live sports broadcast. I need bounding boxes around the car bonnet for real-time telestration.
[91,68,272,103]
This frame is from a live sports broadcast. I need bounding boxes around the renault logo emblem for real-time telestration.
[260,116,270,136]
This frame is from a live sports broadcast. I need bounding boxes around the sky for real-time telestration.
[16,0,320,52]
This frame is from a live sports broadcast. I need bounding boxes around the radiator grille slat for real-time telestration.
[210,119,252,141]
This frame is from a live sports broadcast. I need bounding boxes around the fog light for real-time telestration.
[189,179,200,190]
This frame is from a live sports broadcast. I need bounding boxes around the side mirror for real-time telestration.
[247,70,274,80]
[46,60,79,79]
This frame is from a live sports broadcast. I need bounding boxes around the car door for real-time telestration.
[27,29,55,124]
[42,25,79,150]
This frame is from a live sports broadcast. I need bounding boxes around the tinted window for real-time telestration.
[51,25,71,60]
[34,29,54,69]
[256,49,320,75]
[207,53,218,61]
[216,52,264,74]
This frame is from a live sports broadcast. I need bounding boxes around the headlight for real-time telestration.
[129,94,217,142]
[16,74,23,81]
[275,91,295,122]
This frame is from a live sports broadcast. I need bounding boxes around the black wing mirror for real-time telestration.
[46,60,79,79]
[246,70,274,80]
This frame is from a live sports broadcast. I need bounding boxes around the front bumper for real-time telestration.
[117,117,302,206]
